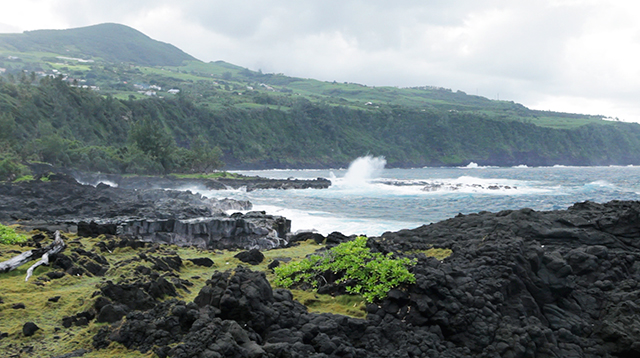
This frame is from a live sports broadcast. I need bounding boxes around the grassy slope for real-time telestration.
[0,24,611,130]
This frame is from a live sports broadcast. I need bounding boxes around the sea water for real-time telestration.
[193,156,640,237]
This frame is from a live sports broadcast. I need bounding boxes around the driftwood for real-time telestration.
[0,231,66,281]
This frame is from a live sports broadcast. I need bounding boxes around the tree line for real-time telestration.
[3,75,640,181]
[0,76,222,180]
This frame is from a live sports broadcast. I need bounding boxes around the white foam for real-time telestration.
[252,204,418,237]
[77,179,119,188]
[459,162,497,169]
[585,180,615,188]
[341,155,386,187]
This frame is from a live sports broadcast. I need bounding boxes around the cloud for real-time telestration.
[1,1,640,121]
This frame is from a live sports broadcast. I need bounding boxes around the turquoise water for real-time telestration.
[195,157,640,237]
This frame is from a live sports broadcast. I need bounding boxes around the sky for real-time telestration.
[1,0,640,122]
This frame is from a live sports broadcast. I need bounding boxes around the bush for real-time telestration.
[0,224,29,245]
[274,236,416,302]
[0,157,29,182]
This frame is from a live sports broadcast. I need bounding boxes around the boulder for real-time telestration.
[234,249,265,265]
[22,322,39,337]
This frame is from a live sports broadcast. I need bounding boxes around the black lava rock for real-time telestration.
[234,249,265,265]
[90,200,640,358]
[288,231,326,244]
[22,322,39,337]
[46,271,66,280]
[187,257,215,267]
[267,259,280,270]
[96,304,128,324]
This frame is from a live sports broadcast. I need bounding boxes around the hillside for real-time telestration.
[0,23,638,176]
[0,23,195,66]
[0,23,608,129]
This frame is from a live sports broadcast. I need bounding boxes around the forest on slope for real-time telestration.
[2,75,640,181]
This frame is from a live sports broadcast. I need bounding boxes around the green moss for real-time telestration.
[290,289,366,318]
[406,248,453,261]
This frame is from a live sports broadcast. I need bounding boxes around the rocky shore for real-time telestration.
[2,173,640,357]
[83,200,640,358]
[0,173,295,250]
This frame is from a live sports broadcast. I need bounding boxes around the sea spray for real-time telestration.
[341,155,386,187]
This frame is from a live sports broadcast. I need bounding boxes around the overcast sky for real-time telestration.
[1,1,640,122]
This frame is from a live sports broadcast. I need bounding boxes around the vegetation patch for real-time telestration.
[0,224,29,244]
[406,247,453,261]
[0,230,339,357]
[290,289,366,318]
[274,236,416,302]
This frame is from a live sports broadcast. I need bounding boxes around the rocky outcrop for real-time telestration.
[0,174,292,250]
[373,200,640,357]
[27,164,332,191]
[0,174,242,223]
[92,200,640,357]
[118,212,290,250]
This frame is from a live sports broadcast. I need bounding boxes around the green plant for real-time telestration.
[12,175,34,182]
[0,224,29,245]
[274,236,416,302]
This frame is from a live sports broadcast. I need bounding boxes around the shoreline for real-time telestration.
[2,180,640,356]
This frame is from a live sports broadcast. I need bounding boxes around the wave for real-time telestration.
[251,204,419,236]
[584,180,616,188]
[361,176,549,196]
[459,162,499,169]
[77,179,119,188]
[341,155,386,186]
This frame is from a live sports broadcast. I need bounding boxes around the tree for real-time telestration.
[0,113,16,144]
[190,136,224,172]
[129,117,175,172]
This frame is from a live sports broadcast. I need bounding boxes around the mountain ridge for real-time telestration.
[0,23,196,66]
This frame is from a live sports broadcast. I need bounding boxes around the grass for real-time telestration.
[0,230,356,356]
[405,247,453,261]
[290,289,366,318]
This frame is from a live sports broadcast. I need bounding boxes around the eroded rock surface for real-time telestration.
[92,200,640,358]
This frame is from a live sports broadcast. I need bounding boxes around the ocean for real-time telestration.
[195,156,640,237]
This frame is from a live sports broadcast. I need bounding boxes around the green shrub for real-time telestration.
[0,157,29,182]
[274,236,416,302]
[0,224,29,245]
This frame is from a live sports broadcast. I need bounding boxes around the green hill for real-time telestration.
[0,23,195,66]
[0,23,639,178]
